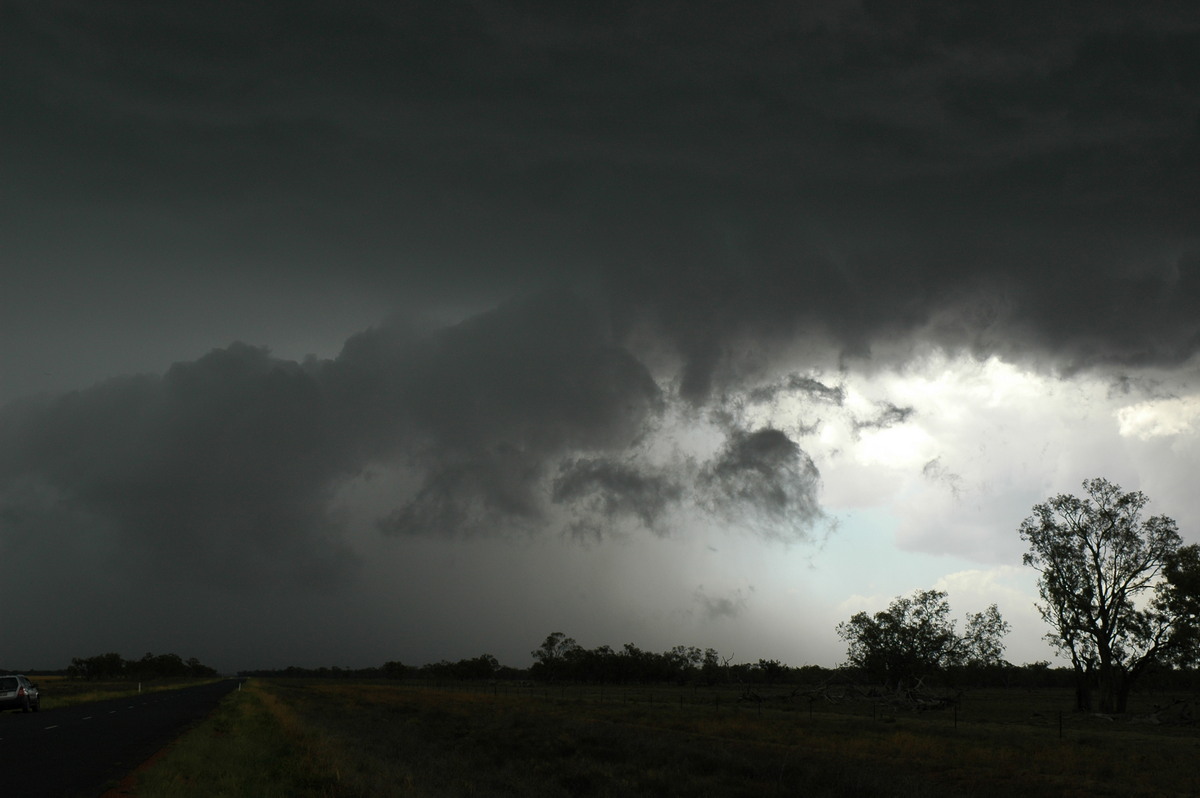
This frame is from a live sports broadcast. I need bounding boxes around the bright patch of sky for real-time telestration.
[724,351,1200,666]
[1117,395,1200,440]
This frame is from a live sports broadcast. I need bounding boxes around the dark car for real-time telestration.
[0,675,40,712]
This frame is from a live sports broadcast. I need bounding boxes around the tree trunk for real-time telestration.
[1097,665,1126,714]
[1075,683,1091,711]
[1097,680,1115,713]
[1115,683,1130,714]
[1074,667,1092,712]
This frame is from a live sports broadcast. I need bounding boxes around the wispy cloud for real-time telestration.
[694,585,751,621]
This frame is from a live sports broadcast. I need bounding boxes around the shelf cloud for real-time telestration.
[2,2,1199,671]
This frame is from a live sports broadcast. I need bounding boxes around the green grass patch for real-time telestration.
[122,681,339,797]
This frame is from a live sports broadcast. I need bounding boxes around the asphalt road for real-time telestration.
[0,679,242,797]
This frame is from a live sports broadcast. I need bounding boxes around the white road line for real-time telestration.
[43,725,58,730]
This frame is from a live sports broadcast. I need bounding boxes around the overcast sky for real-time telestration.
[3,1,1200,673]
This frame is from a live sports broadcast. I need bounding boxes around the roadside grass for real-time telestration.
[122,680,340,797]
[119,680,1200,797]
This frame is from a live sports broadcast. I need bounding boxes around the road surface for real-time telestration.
[0,679,241,797]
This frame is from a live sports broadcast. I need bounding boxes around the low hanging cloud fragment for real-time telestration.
[375,450,547,538]
[699,427,824,542]
[693,585,751,621]
[353,291,667,537]
[749,374,846,407]
[550,457,684,539]
[922,457,965,501]
[854,402,915,431]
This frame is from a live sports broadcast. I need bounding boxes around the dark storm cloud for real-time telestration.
[6,2,1200,399]
[375,450,546,539]
[343,290,665,537]
[699,428,824,541]
[0,291,667,585]
[3,1,1200,667]
[0,345,357,591]
[749,375,846,407]
[550,457,684,539]
[4,271,851,597]
[4,1,1200,675]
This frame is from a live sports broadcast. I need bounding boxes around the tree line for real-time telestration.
[67,651,218,680]
[240,657,516,682]
[239,645,1200,693]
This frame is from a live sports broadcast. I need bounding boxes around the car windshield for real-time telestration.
[0,677,17,690]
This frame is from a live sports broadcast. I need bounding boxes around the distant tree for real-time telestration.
[68,652,126,680]
[837,589,1008,689]
[658,645,715,684]
[456,653,500,680]
[574,645,615,683]
[185,657,217,677]
[530,632,581,681]
[382,660,408,679]
[1020,478,1200,713]
[620,643,651,682]
[756,659,787,685]
[961,604,1010,666]
[700,648,725,685]
[134,652,186,679]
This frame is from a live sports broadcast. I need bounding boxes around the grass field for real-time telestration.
[119,679,1200,797]
[19,675,222,710]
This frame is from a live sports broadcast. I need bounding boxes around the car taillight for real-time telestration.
[16,687,25,697]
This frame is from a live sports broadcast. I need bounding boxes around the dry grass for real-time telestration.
[120,680,1200,797]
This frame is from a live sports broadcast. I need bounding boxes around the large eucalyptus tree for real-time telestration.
[1020,478,1200,713]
